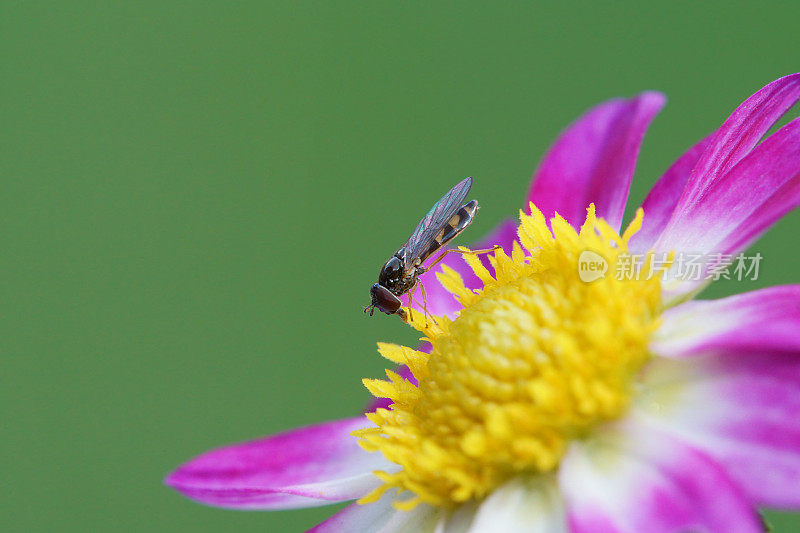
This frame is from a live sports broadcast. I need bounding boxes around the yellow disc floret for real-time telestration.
[355,204,663,509]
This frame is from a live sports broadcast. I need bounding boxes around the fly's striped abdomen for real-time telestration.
[415,200,479,265]
[439,200,478,245]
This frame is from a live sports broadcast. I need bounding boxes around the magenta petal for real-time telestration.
[560,421,762,533]
[165,417,395,510]
[628,134,712,253]
[639,352,800,509]
[718,117,800,254]
[679,73,800,209]
[654,116,800,298]
[653,285,800,358]
[527,92,665,231]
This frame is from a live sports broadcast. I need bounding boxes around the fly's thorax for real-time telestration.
[378,256,404,288]
[392,274,418,296]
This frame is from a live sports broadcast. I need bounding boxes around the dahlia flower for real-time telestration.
[166,74,800,532]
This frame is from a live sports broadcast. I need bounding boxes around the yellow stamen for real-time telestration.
[358,204,663,508]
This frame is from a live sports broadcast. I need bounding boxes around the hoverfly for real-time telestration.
[365,176,499,321]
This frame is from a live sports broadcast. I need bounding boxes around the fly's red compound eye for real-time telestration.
[371,284,401,314]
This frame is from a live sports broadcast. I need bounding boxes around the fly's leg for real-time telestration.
[406,282,417,323]
[420,245,502,274]
[417,278,436,327]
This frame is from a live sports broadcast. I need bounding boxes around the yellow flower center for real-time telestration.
[355,204,663,509]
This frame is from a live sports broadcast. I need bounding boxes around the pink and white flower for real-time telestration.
[166,74,800,532]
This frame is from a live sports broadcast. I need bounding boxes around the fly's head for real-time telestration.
[364,256,406,316]
[368,283,402,315]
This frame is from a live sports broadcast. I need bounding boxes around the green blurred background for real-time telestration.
[4,2,800,531]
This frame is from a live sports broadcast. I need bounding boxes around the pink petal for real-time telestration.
[309,490,441,533]
[652,285,800,358]
[165,417,396,510]
[678,73,800,210]
[559,420,762,533]
[657,115,800,254]
[405,219,518,319]
[647,75,800,299]
[628,134,712,253]
[655,116,800,299]
[717,117,800,254]
[527,92,665,231]
[638,352,800,509]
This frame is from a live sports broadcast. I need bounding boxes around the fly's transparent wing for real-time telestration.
[402,177,472,266]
